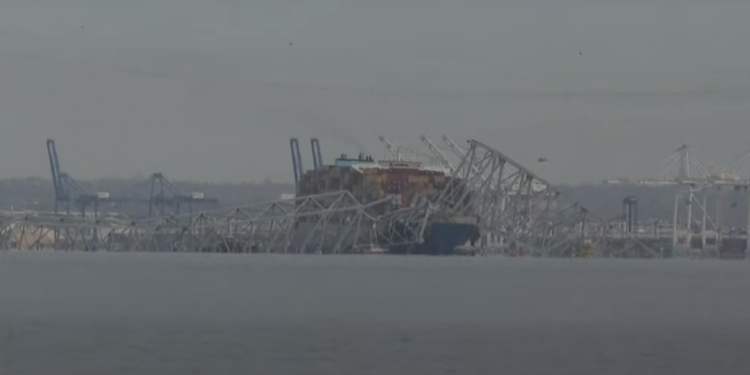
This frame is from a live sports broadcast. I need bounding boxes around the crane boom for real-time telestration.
[441,135,467,160]
[290,138,304,187]
[310,138,323,169]
[46,139,64,203]
[378,136,402,160]
[420,135,455,174]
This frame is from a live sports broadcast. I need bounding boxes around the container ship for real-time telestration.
[297,153,480,255]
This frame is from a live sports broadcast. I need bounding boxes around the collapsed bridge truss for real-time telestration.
[2,137,599,256]
[0,191,430,253]
[432,139,570,254]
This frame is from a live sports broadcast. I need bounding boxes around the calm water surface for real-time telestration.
[1,252,749,374]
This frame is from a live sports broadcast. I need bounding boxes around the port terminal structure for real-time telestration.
[0,136,580,255]
[0,137,427,253]
[2,137,749,258]
[604,144,750,258]
[0,136,669,256]
[45,139,219,219]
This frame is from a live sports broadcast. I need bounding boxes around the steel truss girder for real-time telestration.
[434,139,558,247]
[0,191,430,254]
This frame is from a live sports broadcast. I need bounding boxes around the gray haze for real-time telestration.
[2,252,750,374]
[2,0,750,184]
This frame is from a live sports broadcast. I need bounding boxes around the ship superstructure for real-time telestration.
[296,153,478,254]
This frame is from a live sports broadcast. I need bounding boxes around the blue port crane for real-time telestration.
[290,138,304,190]
[46,139,101,216]
[46,139,64,207]
[46,139,218,219]
[145,172,219,217]
[310,138,323,170]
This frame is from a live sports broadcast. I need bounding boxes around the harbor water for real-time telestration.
[1,252,750,374]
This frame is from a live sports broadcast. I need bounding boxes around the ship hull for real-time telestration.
[389,222,479,255]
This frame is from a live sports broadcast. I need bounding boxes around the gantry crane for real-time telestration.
[46,139,111,217]
[310,138,324,170]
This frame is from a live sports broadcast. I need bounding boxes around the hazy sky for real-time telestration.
[1,0,749,184]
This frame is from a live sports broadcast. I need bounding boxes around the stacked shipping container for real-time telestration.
[298,157,480,255]
[298,159,455,215]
